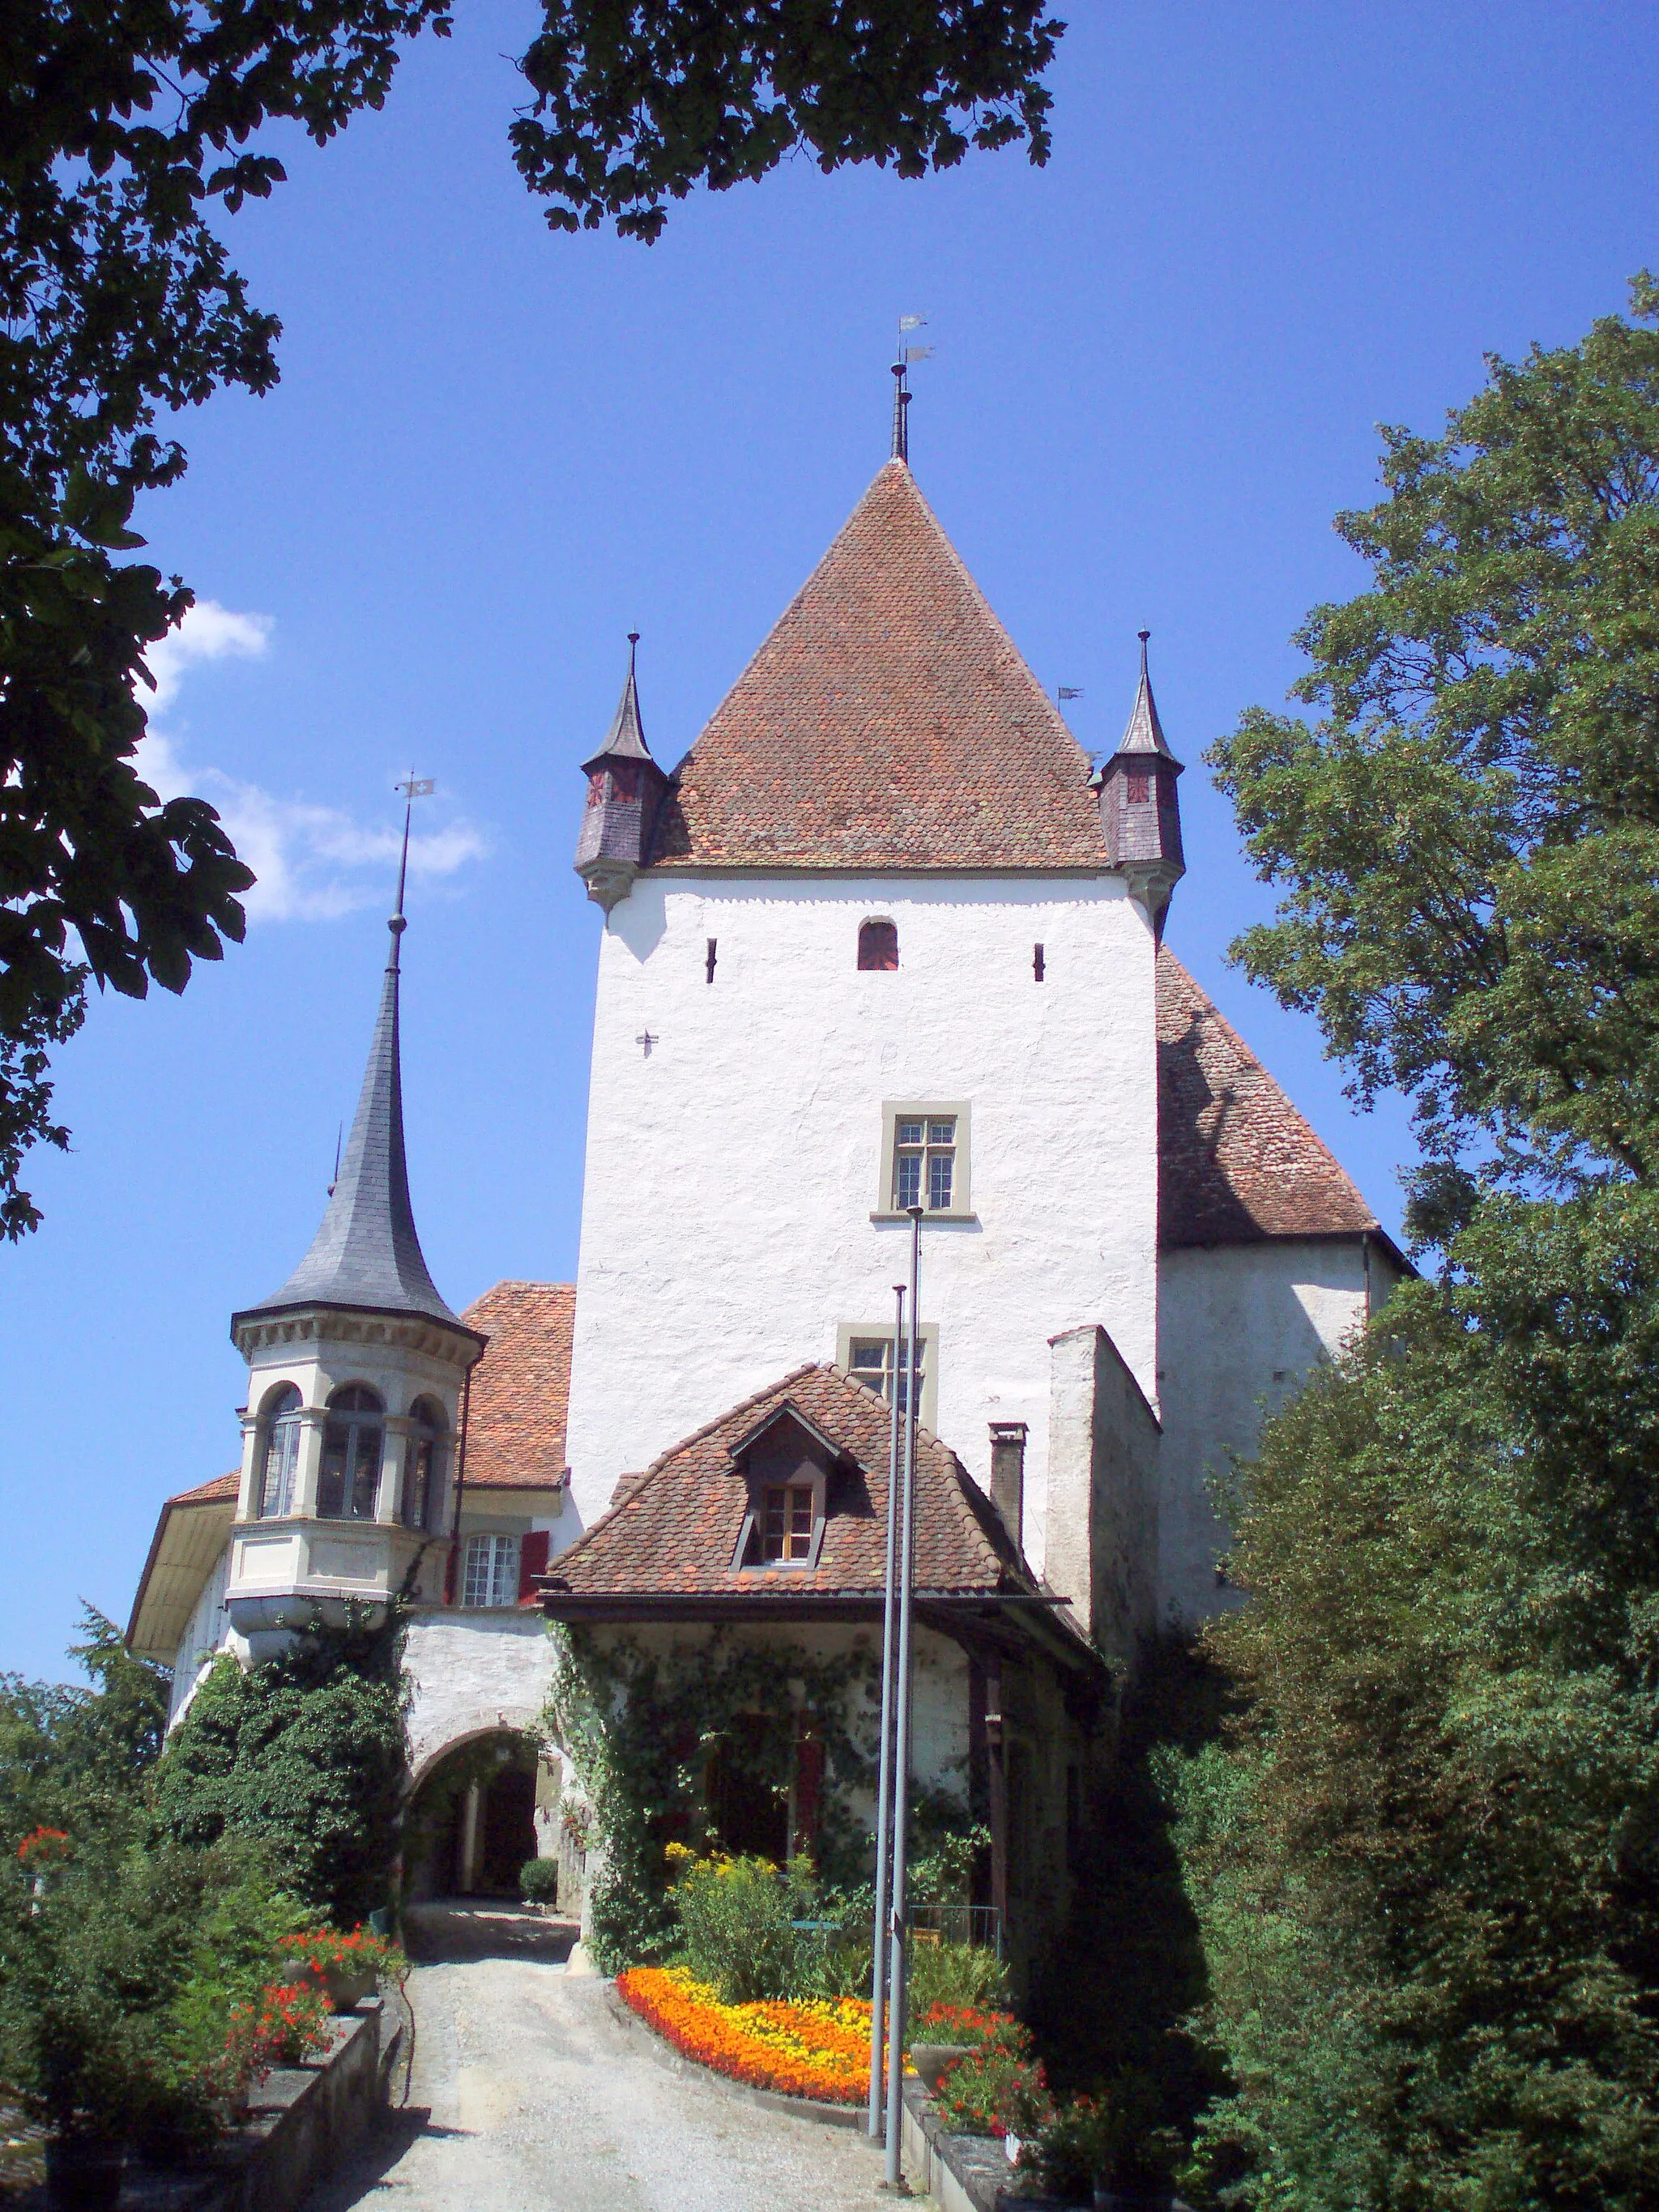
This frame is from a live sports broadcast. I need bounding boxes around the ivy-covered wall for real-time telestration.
[544,1618,975,1971]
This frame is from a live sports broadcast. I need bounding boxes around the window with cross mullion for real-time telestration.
[893,1115,956,1212]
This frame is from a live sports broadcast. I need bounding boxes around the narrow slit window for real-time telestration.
[1033,943,1045,982]
[706,937,717,982]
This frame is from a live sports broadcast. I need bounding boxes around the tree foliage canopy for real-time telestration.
[1209,276,1659,1247]
[0,0,1062,1234]
[1179,283,1659,2209]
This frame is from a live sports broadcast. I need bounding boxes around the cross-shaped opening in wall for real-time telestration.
[636,1030,657,1057]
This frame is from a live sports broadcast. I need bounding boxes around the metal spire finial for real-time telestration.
[891,316,932,464]
[390,773,434,973]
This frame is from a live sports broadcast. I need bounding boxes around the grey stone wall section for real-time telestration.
[1044,1324,1161,1665]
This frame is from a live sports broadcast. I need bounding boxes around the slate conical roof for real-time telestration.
[235,923,463,1332]
[647,459,1109,871]
[582,636,655,770]
[1111,632,1182,766]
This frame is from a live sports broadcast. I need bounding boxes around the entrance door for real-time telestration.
[477,1765,537,1894]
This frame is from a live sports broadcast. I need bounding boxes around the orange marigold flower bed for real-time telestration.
[616,1967,872,2106]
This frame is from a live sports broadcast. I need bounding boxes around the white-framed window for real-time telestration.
[836,1321,940,1433]
[258,1385,303,1519]
[875,1102,972,1220]
[761,1484,814,1562]
[463,1532,520,1608]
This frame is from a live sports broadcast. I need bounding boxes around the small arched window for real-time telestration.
[403,1398,446,1531]
[259,1386,303,1519]
[318,1385,384,1521]
[858,919,898,971]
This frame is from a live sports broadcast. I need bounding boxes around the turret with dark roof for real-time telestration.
[574,634,668,911]
[1098,631,1186,931]
[232,896,471,1340]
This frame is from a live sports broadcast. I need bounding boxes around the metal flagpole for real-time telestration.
[868,1281,906,2137]
[884,1204,923,2189]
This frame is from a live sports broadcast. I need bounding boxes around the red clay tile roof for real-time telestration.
[1157,947,1379,1245]
[648,461,1108,872]
[459,1281,574,1490]
[165,1469,241,1507]
[545,1362,1026,1600]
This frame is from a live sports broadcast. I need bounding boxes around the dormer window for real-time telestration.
[318,1385,384,1521]
[761,1485,814,1562]
[858,918,898,970]
[258,1385,303,1518]
[727,1404,842,1571]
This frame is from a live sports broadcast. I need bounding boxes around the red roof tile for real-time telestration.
[164,1469,240,1507]
[1157,948,1379,1245]
[545,1363,1026,1600]
[459,1281,574,1490]
[649,462,1108,872]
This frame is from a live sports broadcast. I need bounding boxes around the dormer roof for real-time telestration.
[648,461,1108,873]
[543,1362,1030,1603]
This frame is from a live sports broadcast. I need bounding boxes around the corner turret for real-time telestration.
[224,808,485,1656]
[574,635,667,912]
[1098,631,1185,932]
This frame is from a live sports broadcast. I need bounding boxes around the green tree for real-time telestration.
[1209,275,1659,1246]
[1177,279,1659,2207]
[0,1605,169,1852]
[2,0,1062,1234]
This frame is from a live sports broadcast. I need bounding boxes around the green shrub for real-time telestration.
[907,1937,1009,2015]
[518,1857,561,1906]
[1027,2074,1183,2197]
[935,2031,1051,2142]
[151,1626,407,1927]
[669,1850,814,2003]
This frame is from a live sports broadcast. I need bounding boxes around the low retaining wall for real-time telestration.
[19,1998,401,2212]
[899,2076,1013,2212]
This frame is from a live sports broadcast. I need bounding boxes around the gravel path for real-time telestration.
[305,1960,901,2212]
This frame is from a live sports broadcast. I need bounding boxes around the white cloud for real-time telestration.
[135,602,487,923]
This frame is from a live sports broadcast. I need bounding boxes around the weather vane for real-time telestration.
[890,316,934,463]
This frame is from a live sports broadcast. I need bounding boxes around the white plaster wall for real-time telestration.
[1156,1238,1375,1626]
[168,1541,236,1723]
[403,1610,557,1783]
[564,873,1160,1583]
[1046,1323,1161,1664]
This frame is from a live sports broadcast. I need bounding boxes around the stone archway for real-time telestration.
[405,1729,541,1901]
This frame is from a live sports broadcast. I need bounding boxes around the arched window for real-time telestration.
[403,1398,446,1531]
[858,918,898,971]
[318,1385,384,1521]
[258,1386,303,1519]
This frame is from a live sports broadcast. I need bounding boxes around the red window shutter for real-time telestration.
[518,1530,550,1601]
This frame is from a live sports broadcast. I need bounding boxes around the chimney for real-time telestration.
[989,1421,1027,1551]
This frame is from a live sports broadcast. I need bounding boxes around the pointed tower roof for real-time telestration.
[1113,630,1182,765]
[233,909,466,1336]
[648,461,1108,872]
[582,633,655,770]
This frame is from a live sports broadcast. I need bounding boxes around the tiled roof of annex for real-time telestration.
[1157,946,1379,1246]
[647,460,1108,873]
[160,1470,239,1508]
[544,1362,1028,1601]
[458,1281,574,1490]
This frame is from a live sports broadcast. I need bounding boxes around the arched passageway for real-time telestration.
[405,1731,541,1901]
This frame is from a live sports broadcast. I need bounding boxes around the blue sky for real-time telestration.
[2,0,1655,1681]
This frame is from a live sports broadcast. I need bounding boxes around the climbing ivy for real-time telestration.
[544,1626,881,1971]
